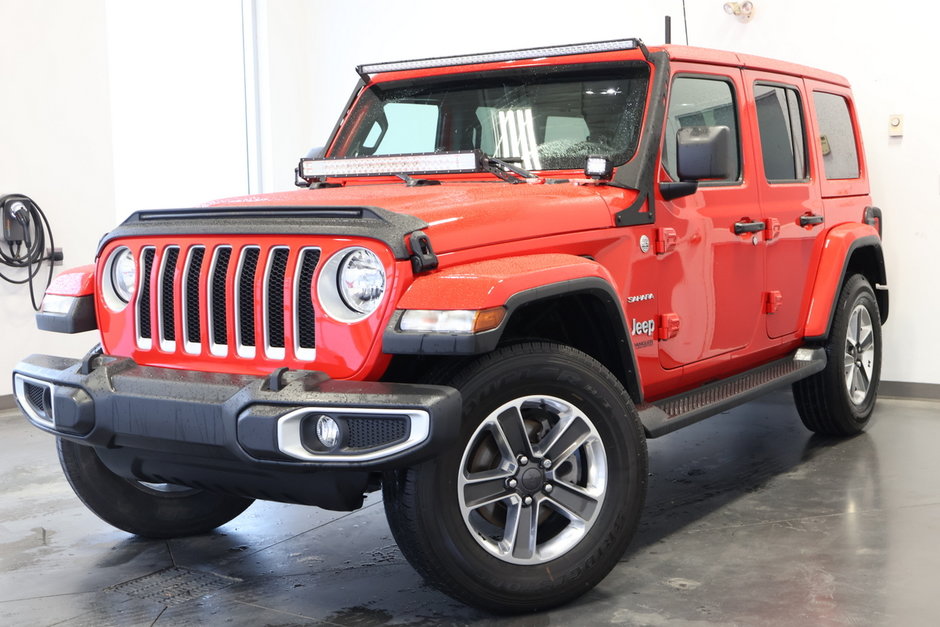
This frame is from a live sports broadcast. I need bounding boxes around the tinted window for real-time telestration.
[813,92,859,179]
[663,77,740,183]
[754,84,807,181]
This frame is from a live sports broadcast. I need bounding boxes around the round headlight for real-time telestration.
[337,248,386,314]
[110,247,137,303]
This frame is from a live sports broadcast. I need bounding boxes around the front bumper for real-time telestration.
[12,353,461,511]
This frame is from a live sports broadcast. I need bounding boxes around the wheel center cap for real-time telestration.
[521,467,544,491]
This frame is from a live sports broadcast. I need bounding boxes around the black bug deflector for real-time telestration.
[97,205,430,261]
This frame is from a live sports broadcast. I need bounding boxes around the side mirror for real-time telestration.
[676,125,734,181]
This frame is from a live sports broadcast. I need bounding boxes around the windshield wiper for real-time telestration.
[481,154,539,184]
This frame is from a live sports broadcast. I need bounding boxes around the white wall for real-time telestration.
[0,0,936,395]
[0,0,116,394]
[105,0,250,214]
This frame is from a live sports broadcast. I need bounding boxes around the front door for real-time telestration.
[656,68,766,369]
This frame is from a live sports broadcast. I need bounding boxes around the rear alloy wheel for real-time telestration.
[794,274,882,435]
[843,303,876,405]
[383,342,647,613]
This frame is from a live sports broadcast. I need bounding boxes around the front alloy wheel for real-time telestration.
[458,395,607,565]
[383,342,647,613]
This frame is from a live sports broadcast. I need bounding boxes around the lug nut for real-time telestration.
[523,495,533,506]
[544,483,553,493]
[506,478,518,489]
[541,458,552,469]
[518,455,529,466]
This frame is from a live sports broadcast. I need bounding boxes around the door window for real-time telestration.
[754,84,807,181]
[663,76,740,183]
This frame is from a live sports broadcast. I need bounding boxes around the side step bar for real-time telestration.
[637,347,827,438]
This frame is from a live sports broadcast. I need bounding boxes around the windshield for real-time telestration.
[330,63,650,171]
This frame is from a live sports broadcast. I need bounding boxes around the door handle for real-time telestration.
[734,220,766,235]
[799,213,825,227]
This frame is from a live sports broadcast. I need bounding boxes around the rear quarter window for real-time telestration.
[813,92,859,179]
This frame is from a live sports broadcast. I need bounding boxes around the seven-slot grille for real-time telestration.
[134,244,321,361]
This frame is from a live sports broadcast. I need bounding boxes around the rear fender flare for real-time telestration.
[804,226,887,341]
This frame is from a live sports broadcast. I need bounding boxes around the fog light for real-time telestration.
[316,415,341,449]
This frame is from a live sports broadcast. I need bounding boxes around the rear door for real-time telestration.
[743,72,823,339]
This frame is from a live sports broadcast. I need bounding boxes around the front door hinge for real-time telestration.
[764,291,783,314]
[658,313,681,340]
[656,227,678,254]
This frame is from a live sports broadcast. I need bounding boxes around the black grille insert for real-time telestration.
[211,247,232,347]
[160,247,180,342]
[185,247,205,344]
[345,417,409,449]
[266,248,290,350]
[138,248,155,340]
[24,381,51,418]
[296,249,320,351]
[238,248,260,348]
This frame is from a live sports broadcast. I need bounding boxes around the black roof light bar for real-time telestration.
[356,38,649,80]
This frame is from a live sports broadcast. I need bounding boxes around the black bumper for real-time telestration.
[12,354,461,511]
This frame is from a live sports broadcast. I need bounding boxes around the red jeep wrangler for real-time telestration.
[13,39,887,612]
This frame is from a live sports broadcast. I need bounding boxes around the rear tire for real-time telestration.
[57,438,254,538]
[793,274,882,435]
[383,342,647,613]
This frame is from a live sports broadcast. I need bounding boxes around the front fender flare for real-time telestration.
[384,254,615,355]
[35,264,98,334]
[394,254,613,311]
[382,254,640,400]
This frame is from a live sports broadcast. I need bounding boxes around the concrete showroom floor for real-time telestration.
[1,389,939,626]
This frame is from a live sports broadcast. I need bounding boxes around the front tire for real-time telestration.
[383,342,647,613]
[57,438,254,538]
[793,274,882,435]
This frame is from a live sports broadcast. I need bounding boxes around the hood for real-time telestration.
[204,181,618,255]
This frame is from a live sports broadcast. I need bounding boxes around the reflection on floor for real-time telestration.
[1,390,938,626]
